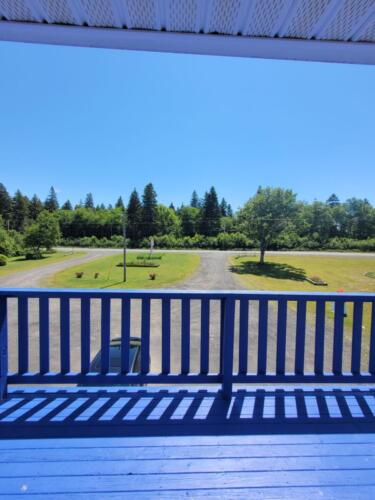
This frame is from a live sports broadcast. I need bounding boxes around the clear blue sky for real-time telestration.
[1,41,374,210]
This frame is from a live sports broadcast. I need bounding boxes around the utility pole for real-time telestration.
[122,212,127,282]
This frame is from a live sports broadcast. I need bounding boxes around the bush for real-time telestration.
[149,273,156,280]
[0,254,7,266]
[25,250,43,260]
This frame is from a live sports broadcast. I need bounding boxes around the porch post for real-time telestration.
[221,297,235,400]
[0,296,8,400]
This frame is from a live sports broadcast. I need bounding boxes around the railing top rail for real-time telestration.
[0,288,374,301]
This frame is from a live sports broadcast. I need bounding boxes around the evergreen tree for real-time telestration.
[227,204,233,217]
[169,203,175,211]
[141,183,158,237]
[29,194,44,220]
[127,189,142,241]
[326,194,340,206]
[200,187,221,236]
[44,187,59,211]
[115,196,125,210]
[191,190,199,208]
[220,198,228,217]
[12,190,29,231]
[84,193,94,209]
[0,183,12,222]
[61,200,73,210]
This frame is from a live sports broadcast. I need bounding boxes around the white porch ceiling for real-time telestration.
[0,0,375,64]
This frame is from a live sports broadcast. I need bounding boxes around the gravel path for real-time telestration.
[2,249,354,377]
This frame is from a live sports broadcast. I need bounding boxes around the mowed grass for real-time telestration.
[0,251,85,278]
[230,254,375,336]
[44,252,200,289]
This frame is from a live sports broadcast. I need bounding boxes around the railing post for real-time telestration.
[0,296,8,400]
[220,297,235,400]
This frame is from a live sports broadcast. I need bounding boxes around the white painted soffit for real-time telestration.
[0,0,375,65]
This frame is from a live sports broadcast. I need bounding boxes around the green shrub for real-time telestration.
[25,250,43,260]
[0,254,7,266]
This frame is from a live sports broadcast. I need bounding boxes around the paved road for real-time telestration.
[2,249,329,377]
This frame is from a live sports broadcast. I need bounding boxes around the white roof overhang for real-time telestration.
[1,0,375,65]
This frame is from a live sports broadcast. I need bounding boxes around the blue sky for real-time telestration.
[0,41,374,210]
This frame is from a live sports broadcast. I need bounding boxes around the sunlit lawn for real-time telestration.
[0,251,85,278]
[230,254,375,337]
[44,252,200,289]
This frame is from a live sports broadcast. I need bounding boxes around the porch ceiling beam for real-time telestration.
[0,21,374,65]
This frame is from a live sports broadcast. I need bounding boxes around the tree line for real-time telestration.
[0,181,375,261]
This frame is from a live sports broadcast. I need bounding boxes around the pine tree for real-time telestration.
[12,190,29,231]
[29,194,44,220]
[191,190,199,208]
[127,189,142,241]
[84,193,94,209]
[226,204,233,217]
[141,183,158,237]
[0,183,12,222]
[115,196,125,210]
[326,193,340,206]
[169,203,175,211]
[45,187,59,211]
[200,187,221,236]
[220,198,228,217]
[61,200,73,210]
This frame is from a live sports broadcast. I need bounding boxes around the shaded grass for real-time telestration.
[0,251,85,278]
[44,252,200,289]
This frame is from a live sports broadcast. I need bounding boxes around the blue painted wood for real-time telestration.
[369,302,375,374]
[221,298,235,399]
[333,300,345,375]
[121,298,131,374]
[276,299,287,375]
[295,300,307,375]
[17,297,28,374]
[0,296,7,399]
[60,297,70,374]
[181,298,190,374]
[257,299,268,375]
[238,298,249,375]
[314,300,325,375]
[81,297,90,373]
[161,298,171,374]
[200,298,210,374]
[141,298,151,374]
[351,301,363,375]
[39,297,49,374]
[100,298,111,374]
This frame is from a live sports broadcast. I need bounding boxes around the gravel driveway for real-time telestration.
[1,249,325,378]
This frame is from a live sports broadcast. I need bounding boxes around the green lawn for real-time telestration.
[0,251,85,278]
[44,252,200,289]
[230,254,375,334]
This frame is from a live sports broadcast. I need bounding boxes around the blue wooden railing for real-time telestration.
[0,288,375,399]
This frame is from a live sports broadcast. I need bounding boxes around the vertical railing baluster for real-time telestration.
[257,299,268,376]
[0,296,8,399]
[333,299,345,375]
[221,298,235,400]
[18,296,28,374]
[276,299,287,375]
[295,300,307,375]
[81,297,90,373]
[39,297,49,374]
[121,298,131,373]
[351,301,363,375]
[60,297,70,374]
[238,298,249,375]
[181,298,190,374]
[219,298,225,374]
[314,300,326,375]
[100,298,111,374]
[162,298,171,374]
[200,298,210,374]
[141,298,151,374]
[369,302,375,374]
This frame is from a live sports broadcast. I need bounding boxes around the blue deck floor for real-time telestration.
[1,386,375,498]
